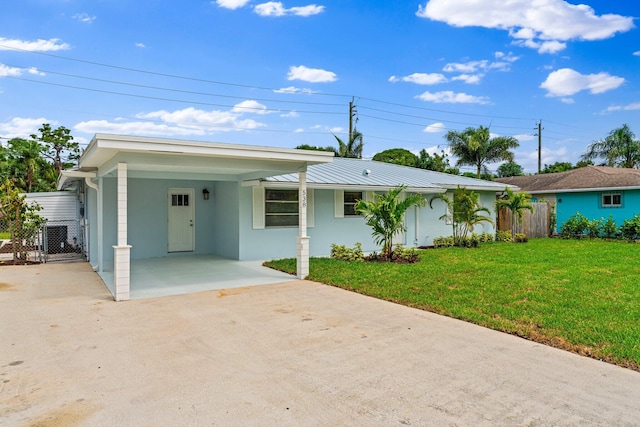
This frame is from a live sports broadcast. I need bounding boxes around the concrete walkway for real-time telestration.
[1,263,639,426]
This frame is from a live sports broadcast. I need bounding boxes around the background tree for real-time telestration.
[372,148,418,167]
[31,124,80,174]
[580,124,640,168]
[496,161,524,178]
[445,126,519,179]
[0,179,44,262]
[415,149,459,174]
[332,128,363,158]
[540,161,574,174]
[295,144,336,153]
[495,187,534,241]
[355,185,425,259]
[430,186,493,246]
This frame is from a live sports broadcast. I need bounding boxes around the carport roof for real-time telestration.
[58,134,334,189]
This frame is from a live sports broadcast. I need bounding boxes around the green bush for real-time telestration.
[479,232,494,243]
[602,215,619,240]
[433,236,454,248]
[330,242,364,262]
[585,218,603,239]
[560,212,589,239]
[620,215,640,241]
[366,244,419,263]
[495,230,512,242]
[514,233,528,243]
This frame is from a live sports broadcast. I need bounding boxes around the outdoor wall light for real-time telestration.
[202,188,210,200]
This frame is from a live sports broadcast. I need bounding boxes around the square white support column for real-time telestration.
[297,170,309,279]
[113,162,131,301]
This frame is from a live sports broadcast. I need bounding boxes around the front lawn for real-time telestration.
[265,239,640,371]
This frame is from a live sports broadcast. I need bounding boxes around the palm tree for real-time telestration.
[445,126,519,178]
[355,185,425,259]
[430,186,493,246]
[7,138,44,193]
[332,128,363,158]
[580,124,640,168]
[495,187,534,241]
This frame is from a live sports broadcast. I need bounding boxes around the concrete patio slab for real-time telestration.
[1,262,640,426]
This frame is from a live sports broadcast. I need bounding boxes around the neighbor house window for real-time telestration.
[265,189,298,227]
[602,192,622,208]
[344,191,363,216]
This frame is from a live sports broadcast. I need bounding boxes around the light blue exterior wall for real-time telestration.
[237,187,499,260]
[88,178,501,264]
[556,189,640,231]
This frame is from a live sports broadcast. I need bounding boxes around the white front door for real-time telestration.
[168,188,195,252]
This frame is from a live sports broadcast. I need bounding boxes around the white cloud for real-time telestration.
[388,73,447,85]
[561,97,575,104]
[416,90,490,104]
[254,2,324,17]
[214,0,250,9]
[604,102,640,113]
[424,122,446,133]
[0,37,71,52]
[0,63,44,78]
[135,43,146,48]
[634,51,640,56]
[75,106,267,136]
[287,65,337,83]
[231,100,271,114]
[451,74,481,84]
[416,0,635,54]
[443,60,488,73]
[0,117,54,139]
[73,13,96,24]
[273,86,318,94]
[540,68,625,97]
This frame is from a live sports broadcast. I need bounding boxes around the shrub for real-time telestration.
[479,232,494,243]
[602,215,618,240]
[585,218,603,239]
[495,230,512,242]
[560,213,589,239]
[620,215,640,242]
[433,236,454,248]
[514,233,528,243]
[330,243,364,262]
[365,244,419,263]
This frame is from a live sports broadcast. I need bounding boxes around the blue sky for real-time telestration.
[0,0,638,174]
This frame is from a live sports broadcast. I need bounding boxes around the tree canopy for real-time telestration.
[0,124,76,193]
[445,126,519,178]
[496,161,524,178]
[372,148,417,167]
[581,124,640,169]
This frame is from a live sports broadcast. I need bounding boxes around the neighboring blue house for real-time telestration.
[59,134,510,300]
[496,166,640,232]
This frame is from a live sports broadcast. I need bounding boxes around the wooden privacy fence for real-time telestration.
[497,202,551,238]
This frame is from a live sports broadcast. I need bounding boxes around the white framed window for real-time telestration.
[344,191,363,216]
[335,190,371,218]
[252,187,314,229]
[265,189,298,227]
[602,192,622,208]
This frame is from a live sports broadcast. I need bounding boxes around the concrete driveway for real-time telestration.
[1,263,640,426]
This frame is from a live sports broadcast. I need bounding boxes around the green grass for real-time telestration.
[0,231,10,240]
[266,239,640,371]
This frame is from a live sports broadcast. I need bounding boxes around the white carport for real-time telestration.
[58,134,333,301]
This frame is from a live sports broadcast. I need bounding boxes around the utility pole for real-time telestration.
[348,97,356,142]
[535,120,543,174]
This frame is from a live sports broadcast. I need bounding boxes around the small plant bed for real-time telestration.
[265,238,640,372]
[330,243,419,264]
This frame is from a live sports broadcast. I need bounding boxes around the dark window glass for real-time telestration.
[344,191,363,216]
[265,189,298,227]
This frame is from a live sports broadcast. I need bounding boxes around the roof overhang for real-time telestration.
[527,186,640,194]
[58,134,334,190]
[242,180,447,194]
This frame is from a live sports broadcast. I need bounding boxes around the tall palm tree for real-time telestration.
[332,128,363,158]
[445,126,519,178]
[580,124,640,168]
[355,185,425,258]
[495,187,534,241]
[7,138,44,193]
